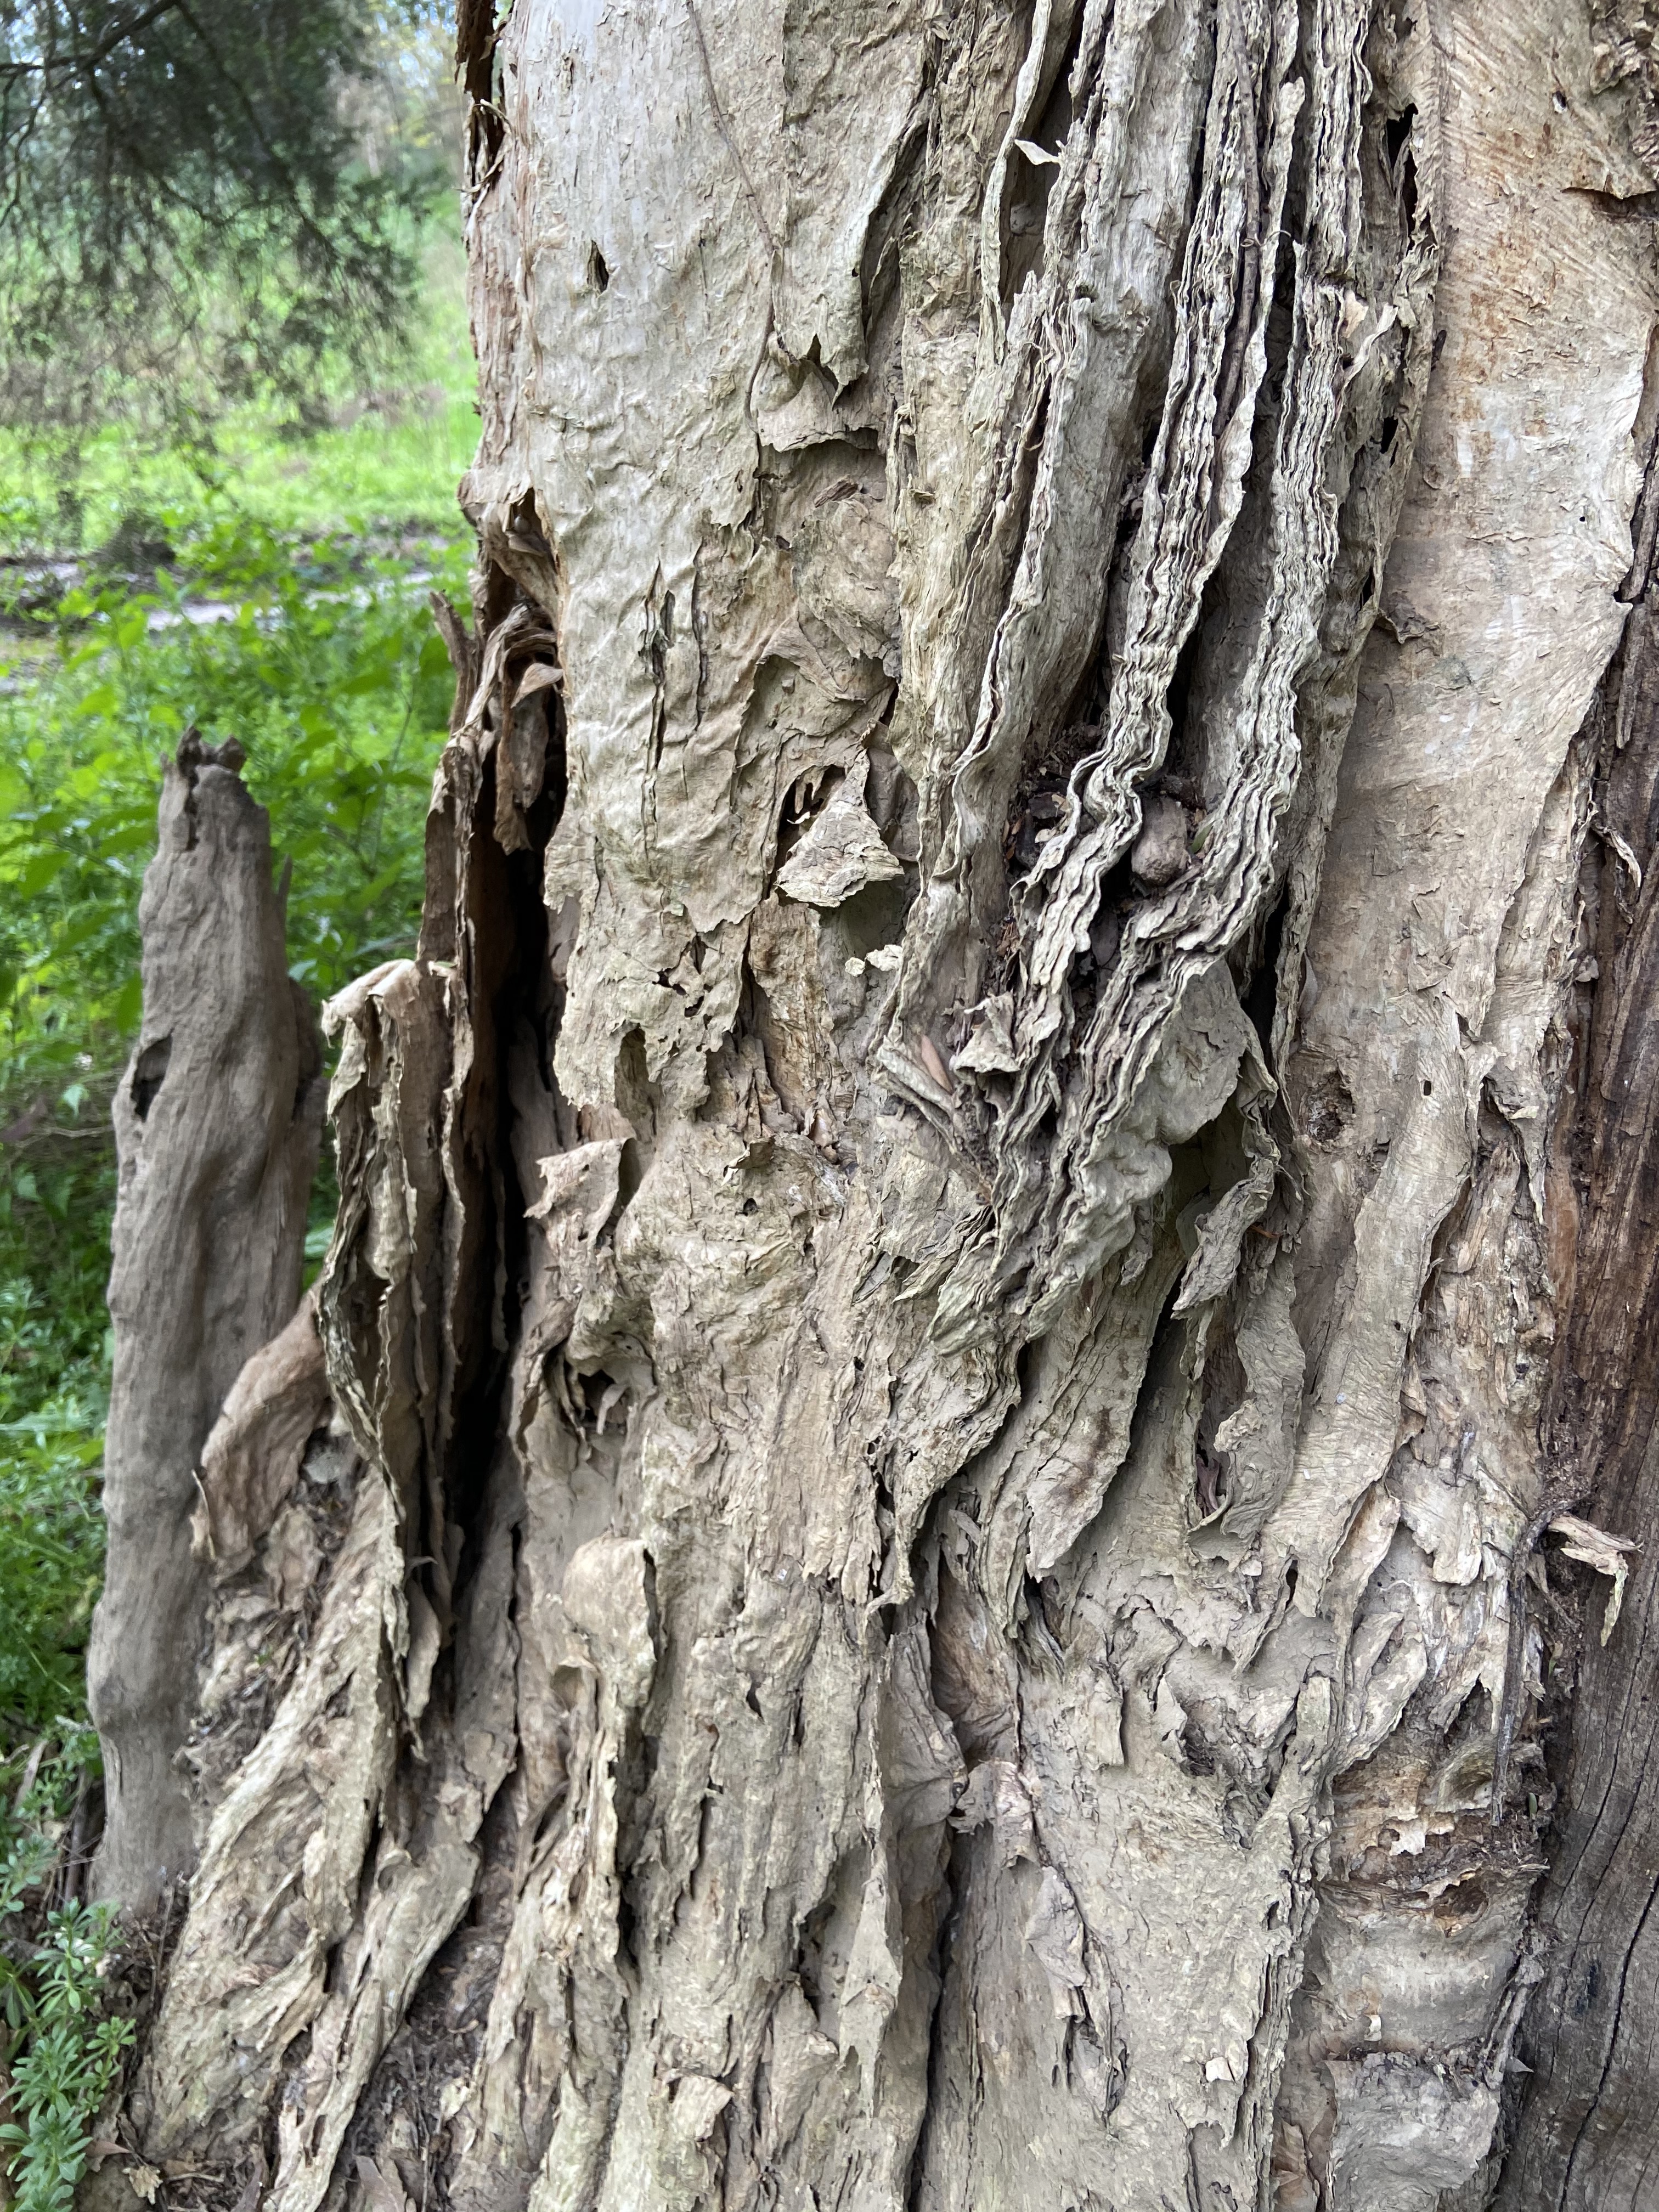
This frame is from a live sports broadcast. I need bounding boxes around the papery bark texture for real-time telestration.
[105,4,1659,2209]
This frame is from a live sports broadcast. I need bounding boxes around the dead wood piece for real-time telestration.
[87,733,324,1915]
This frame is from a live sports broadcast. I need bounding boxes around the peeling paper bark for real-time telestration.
[111,4,1659,2208]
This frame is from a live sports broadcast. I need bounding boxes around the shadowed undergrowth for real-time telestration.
[0,234,475,1747]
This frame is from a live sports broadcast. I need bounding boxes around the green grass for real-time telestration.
[0,220,474,1747]
[0,227,476,551]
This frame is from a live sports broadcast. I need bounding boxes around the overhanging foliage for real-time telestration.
[0,1,455,449]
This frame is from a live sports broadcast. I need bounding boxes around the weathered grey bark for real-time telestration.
[1491,499,1659,2210]
[92,4,1659,2209]
[87,733,324,1915]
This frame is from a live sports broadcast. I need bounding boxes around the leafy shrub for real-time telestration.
[0,517,465,1741]
[0,1728,129,2211]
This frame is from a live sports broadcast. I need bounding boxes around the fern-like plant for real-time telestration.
[0,1736,132,2211]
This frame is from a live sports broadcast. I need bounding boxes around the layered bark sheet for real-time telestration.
[120,3,1659,2207]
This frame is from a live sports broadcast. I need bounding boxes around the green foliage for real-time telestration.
[0,1728,131,2211]
[0,1,460,458]
[0,1912,132,2212]
[0,501,466,1744]
[0,222,477,550]
[5,518,465,989]
[0,29,472,1752]
[0,1288,108,1732]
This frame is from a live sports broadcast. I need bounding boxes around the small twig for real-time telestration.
[4,1124,115,1148]
[684,0,776,257]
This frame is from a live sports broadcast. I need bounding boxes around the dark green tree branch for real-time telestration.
[0,1,458,466]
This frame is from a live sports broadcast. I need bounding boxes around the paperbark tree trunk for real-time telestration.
[94,4,1659,2209]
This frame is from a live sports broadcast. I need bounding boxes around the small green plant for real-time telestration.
[0,1730,131,2211]
[0,513,466,1742]
[0,188,473,1752]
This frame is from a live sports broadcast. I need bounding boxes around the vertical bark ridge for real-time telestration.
[89,733,324,1916]
[1494,450,1659,2209]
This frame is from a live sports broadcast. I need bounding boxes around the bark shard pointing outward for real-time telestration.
[88,4,1659,2208]
[88,732,323,1915]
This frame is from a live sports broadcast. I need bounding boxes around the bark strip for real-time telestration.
[1496,503,1659,2211]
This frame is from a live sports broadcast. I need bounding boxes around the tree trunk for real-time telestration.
[88,733,324,1916]
[1491,490,1659,2212]
[95,4,1659,2208]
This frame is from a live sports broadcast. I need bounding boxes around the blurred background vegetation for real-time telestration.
[0,3,474,1745]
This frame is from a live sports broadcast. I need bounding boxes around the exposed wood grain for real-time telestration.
[1498,562,1659,2212]
[88,734,323,1913]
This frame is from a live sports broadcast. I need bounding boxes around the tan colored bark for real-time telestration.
[95,5,1659,2208]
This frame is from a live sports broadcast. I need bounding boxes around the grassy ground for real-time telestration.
[0,229,476,551]
[0,224,475,1743]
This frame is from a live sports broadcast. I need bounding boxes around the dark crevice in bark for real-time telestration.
[1385,103,1419,227]
[440,575,568,1580]
[456,0,505,188]
[1239,883,1289,1071]
[997,4,1081,304]
[442,744,559,1571]
[129,1033,171,1120]
[1004,719,1108,880]
[904,1819,965,2212]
